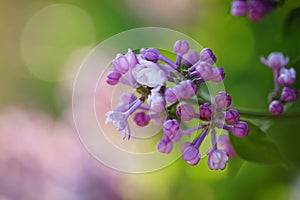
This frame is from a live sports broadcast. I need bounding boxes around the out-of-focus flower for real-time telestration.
[0,107,121,200]
[261,52,298,115]
[230,0,278,22]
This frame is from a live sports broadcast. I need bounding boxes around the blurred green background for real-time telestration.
[1,0,300,199]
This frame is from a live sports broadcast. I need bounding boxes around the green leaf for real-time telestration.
[229,121,287,166]
[227,156,245,177]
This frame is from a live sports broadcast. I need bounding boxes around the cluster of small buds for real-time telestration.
[261,52,298,115]
[230,0,278,21]
[105,40,248,170]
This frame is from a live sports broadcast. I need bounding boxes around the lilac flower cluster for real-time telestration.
[105,40,249,170]
[261,52,298,115]
[230,0,278,21]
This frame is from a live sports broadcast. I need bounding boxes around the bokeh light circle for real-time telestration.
[72,27,226,173]
[20,4,96,82]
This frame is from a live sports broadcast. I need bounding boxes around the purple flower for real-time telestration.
[106,70,121,85]
[248,0,277,21]
[142,48,160,62]
[132,60,167,88]
[113,54,130,74]
[173,40,190,55]
[199,48,216,65]
[207,150,229,170]
[176,104,195,121]
[199,103,214,121]
[195,62,213,80]
[231,0,248,17]
[209,67,225,83]
[182,143,201,166]
[165,80,197,103]
[157,136,173,154]
[114,93,137,112]
[260,52,289,69]
[125,48,139,69]
[215,92,232,108]
[147,88,166,113]
[225,109,240,124]
[281,87,298,103]
[163,119,180,142]
[180,80,197,98]
[278,68,296,87]
[231,121,249,138]
[183,50,199,67]
[218,134,236,158]
[134,112,150,127]
[269,100,283,116]
[165,87,179,104]
[105,99,143,139]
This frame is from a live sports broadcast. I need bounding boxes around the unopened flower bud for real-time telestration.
[225,109,240,124]
[269,100,283,115]
[278,68,296,87]
[106,70,121,85]
[176,104,195,121]
[113,54,130,74]
[210,67,225,82]
[215,92,232,108]
[157,138,173,154]
[200,48,216,65]
[134,112,150,127]
[281,87,298,102]
[182,143,200,166]
[231,121,249,138]
[173,40,190,55]
[199,103,214,121]
[231,0,248,17]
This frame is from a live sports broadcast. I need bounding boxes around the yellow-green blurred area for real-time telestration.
[1,0,300,200]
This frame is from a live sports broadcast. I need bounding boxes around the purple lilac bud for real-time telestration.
[207,150,229,170]
[231,121,249,138]
[260,52,289,69]
[157,137,173,154]
[278,68,296,87]
[248,0,276,21]
[125,48,138,69]
[225,109,240,124]
[165,80,197,103]
[113,54,130,74]
[183,50,199,67]
[199,48,216,65]
[163,119,180,141]
[269,100,283,115]
[134,112,150,127]
[106,70,121,85]
[215,92,232,108]
[199,103,214,121]
[143,48,160,62]
[218,134,236,158]
[180,80,197,99]
[231,0,248,17]
[281,87,298,102]
[182,143,200,166]
[173,40,190,55]
[210,67,225,82]
[165,87,179,104]
[195,62,213,80]
[176,104,195,121]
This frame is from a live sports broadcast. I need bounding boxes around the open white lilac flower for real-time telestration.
[105,40,249,170]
